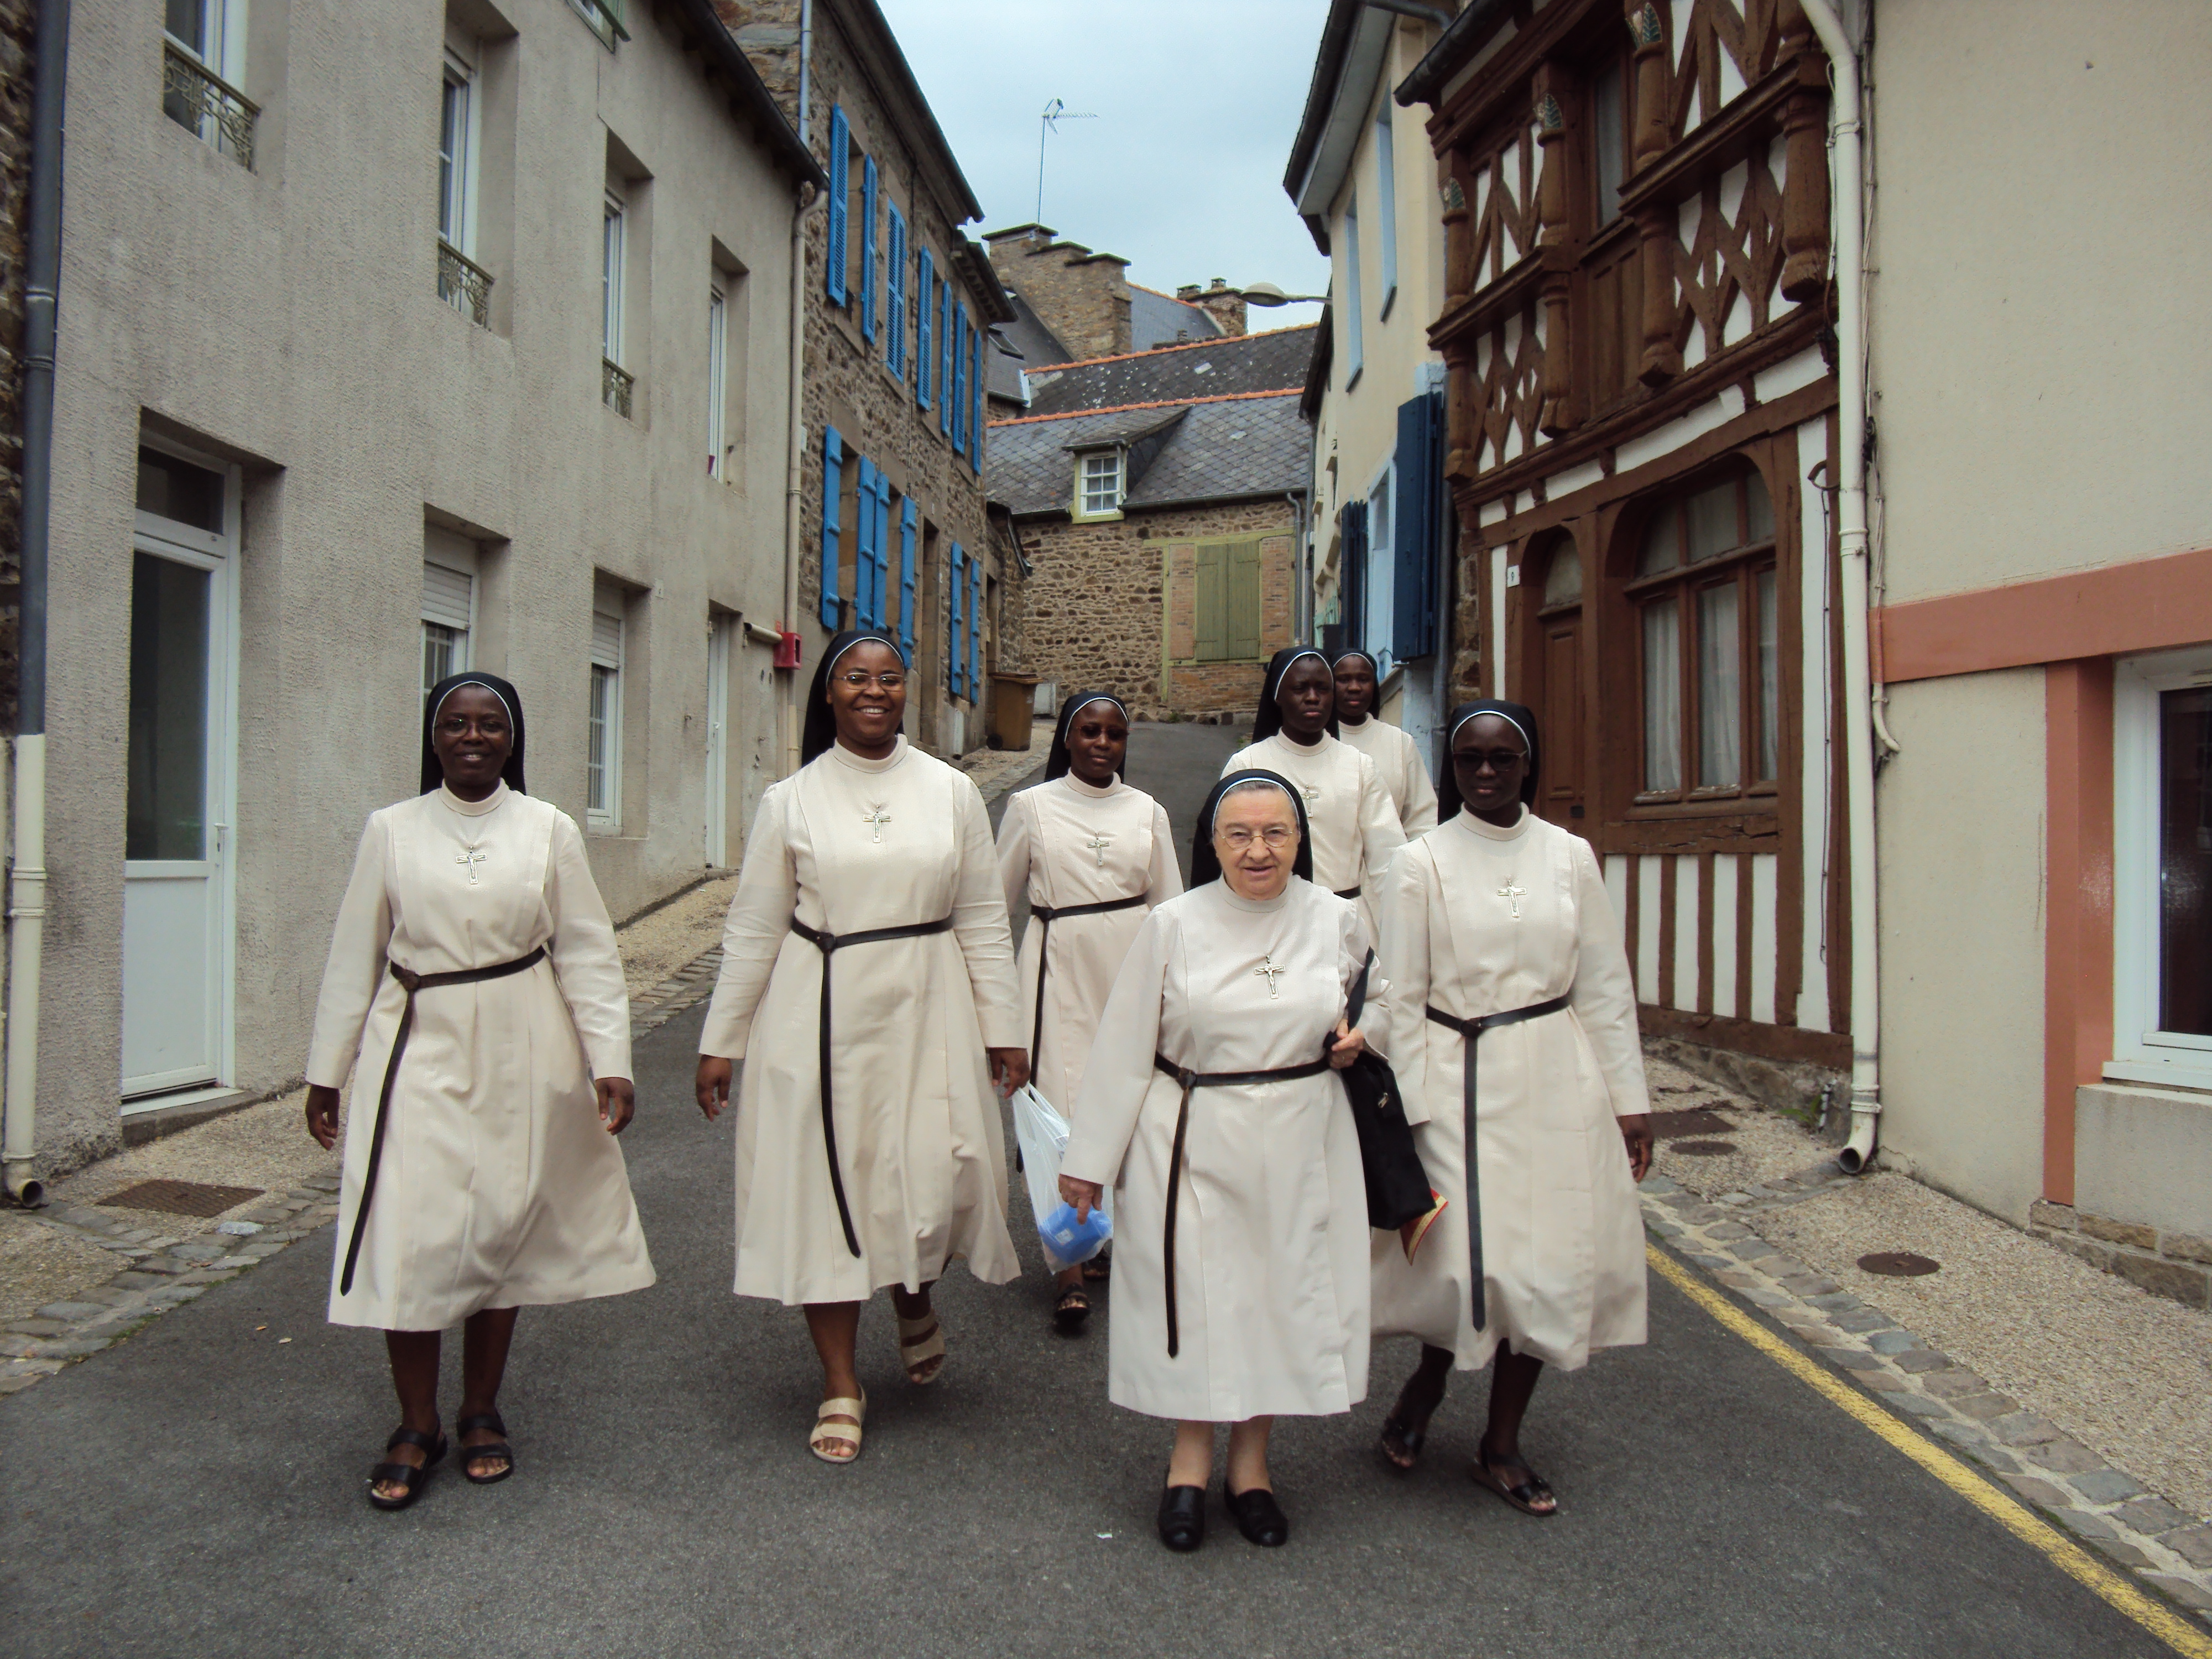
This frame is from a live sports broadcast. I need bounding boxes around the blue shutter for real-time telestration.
[1338,500,1367,652]
[915,249,934,408]
[873,469,893,630]
[968,546,984,690]
[898,497,917,653]
[860,156,879,343]
[949,307,966,457]
[819,427,844,628]
[853,456,878,626]
[940,281,955,432]
[969,319,985,476]
[948,542,966,697]
[825,108,848,306]
[1392,391,1442,661]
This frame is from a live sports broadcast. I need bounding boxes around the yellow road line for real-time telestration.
[1647,1243,2212,1657]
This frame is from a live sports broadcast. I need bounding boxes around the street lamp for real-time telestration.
[1236,281,1330,306]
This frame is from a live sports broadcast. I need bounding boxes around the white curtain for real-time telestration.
[1642,599,1681,793]
[1698,584,1741,789]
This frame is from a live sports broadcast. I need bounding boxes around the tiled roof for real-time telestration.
[1130,284,1223,350]
[987,393,1308,517]
[1023,325,1317,416]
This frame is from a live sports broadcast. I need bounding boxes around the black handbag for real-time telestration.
[1331,951,1434,1231]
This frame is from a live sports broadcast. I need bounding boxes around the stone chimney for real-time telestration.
[987,227,1132,362]
[716,1,802,126]
[1187,276,1246,338]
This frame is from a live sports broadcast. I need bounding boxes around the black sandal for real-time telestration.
[1052,1285,1091,1335]
[456,1412,514,1485]
[1081,1244,1112,1283]
[1380,1411,1427,1471]
[1471,1448,1557,1517]
[367,1426,447,1511]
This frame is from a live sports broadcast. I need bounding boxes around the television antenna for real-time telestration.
[1036,99,1097,223]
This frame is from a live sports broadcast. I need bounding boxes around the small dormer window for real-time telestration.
[1077,449,1125,518]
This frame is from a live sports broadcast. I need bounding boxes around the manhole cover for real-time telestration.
[1858,1251,1940,1277]
[98,1179,263,1218]
[1671,1139,1738,1157]
[1650,1107,1735,1139]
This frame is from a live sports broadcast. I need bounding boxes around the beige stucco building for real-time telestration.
[18,0,819,1179]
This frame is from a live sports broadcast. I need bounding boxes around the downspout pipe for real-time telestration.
[4,0,67,1206]
[1286,490,1309,643]
[1796,0,1880,1174]
[779,0,818,780]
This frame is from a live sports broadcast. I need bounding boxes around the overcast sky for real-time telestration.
[875,0,1334,330]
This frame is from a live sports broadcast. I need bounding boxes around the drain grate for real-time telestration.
[1650,1107,1736,1139]
[1670,1139,1739,1157]
[97,1179,264,1218]
[1858,1251,1940,1277]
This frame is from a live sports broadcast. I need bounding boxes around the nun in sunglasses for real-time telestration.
[695,632,1025,1465]
[997,691,1182,1333]
[1058,771,1390,1552]
[1369,700,1652,1519]
[304,673,653,1509]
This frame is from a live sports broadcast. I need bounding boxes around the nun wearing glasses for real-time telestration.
[1370,700,1651,1519]
[997,691,1181,1333]
[696,631,1026,1466]
[1058,771,1389,1553]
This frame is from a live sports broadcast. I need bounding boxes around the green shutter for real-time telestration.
[1194,542,1227,662]
[1228,538,1262,659]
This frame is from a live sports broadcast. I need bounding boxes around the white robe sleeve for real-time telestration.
[305,813,394,1091]
[1399,738,1440,838]
[1145,802,1184,904]
[952,776,1023,1049]
[1375,842,1434,1127]
[1353,751,1407,890]
[1568,837,1651,1118]
[545,811,633,1083]
[1342,895,1392,1065]
[995,788,1034,918]
[698,782,799,1060]
[1060,907,1169,1188]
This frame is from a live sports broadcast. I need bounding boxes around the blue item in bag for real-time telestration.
[1039,1201,1112,1266]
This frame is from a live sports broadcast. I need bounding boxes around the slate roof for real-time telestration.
[1130,284,1224,351]
[987,393,1308,518]
[1022,325,1317,417]
[985,291,1072,406]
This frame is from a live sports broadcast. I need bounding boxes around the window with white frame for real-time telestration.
[162,0,254,166]
[706,276,728,477]
[439,56,476,252]
[602,187,632,415]
[421,531,477,707]
[1076,450,1124,518]
[1365,465,1394,670]
[2110,645,2212,1089]
[586,605,624,828]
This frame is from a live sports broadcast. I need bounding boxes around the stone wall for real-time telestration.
[1176,280,1246,339]
[2029,1201,2212,1313]
[0,0,32,733]
[985,227,1129,363]
[1013,498,1294,721]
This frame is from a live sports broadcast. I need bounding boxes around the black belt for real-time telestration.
[790,912,955,1257]
[1026,893,1147,1073]
[1150,1051,1332,1358]
[1333,886,1361,901]
[1424,994,1572,1329]
[338,946,549,1296]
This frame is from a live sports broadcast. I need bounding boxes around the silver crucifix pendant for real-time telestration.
[456,846,489,885]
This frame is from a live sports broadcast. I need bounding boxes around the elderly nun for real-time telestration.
[305,672,653,1510]
[695,630,1026,1466]
[1058,770,1389,1553]
[997,691,1182,1332]
[1370,700,1652,1517]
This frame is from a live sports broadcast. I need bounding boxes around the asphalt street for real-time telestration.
[0,720,2178,1657]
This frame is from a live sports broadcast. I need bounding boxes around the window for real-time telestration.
[587,605,624,828]
[1592,58,1629,229]
[1340,194,1364,386]
[948,542,968,697]
[1374,101,1399,319]
[818,427,843,629]
[896,497,917,654]
[435,51,492,326]
[1192,537,1264,663]
[950,307,969,458]
[567,0,628,50]
[162,0,255,168]
[421,531,477,707]
[885,204,907,377]
[602,187,632,416]
[969,322,985,477]
[852,456,893,630]
[915,247,935,409]
[1630,467,1778,802]
[939,280,956,435]
[1076,450,1124,518]
[860,156,879,343]
[825,106,851,306]
[2111,647,2212,1089]
[706,278,728,477]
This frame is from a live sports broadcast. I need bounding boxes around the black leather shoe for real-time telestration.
[1156,1484,1206,1552]
[1224,1481,1288,1547]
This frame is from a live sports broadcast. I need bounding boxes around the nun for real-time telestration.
[304,672,653,1510]
[1058,771,1388,1552]
[695,631,1026,1465]
[1370,701,1652,1516]
[997,692,1182,1333]
[1223,646,1404,930]
[1330,649,1438,838]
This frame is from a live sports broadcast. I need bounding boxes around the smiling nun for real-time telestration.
[695,631,1026,1465]
[305,672,652,1510]
[1329,649,1438,838]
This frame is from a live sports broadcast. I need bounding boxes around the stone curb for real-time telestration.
[1643,1176,2212,1625]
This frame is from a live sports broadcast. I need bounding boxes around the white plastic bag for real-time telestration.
[1009,1083,1108,1270]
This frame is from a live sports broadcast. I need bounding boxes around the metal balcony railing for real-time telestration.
[437,241,494,328]
[603,358,635,419]
[162,40,257,169]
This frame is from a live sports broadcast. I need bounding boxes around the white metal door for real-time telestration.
[705,614,732,867]
[121,494,236,1100]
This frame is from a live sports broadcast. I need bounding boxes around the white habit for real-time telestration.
[307,784,654,1331]
[1223,733,1405,931]
[1373,807,1649,1372]
[1062,879,1390,1422]
[996,773,1182,1114]
[700,737,1024,1305]
[1336,714,1439,837]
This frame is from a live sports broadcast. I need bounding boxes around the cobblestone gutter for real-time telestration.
[1644,1172,2212,1626]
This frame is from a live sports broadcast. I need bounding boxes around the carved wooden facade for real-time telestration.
[1416,0,1849,1081]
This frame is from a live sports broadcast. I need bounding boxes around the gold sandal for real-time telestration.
[897,1311,946,1385]
[809,1390,866,1464]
